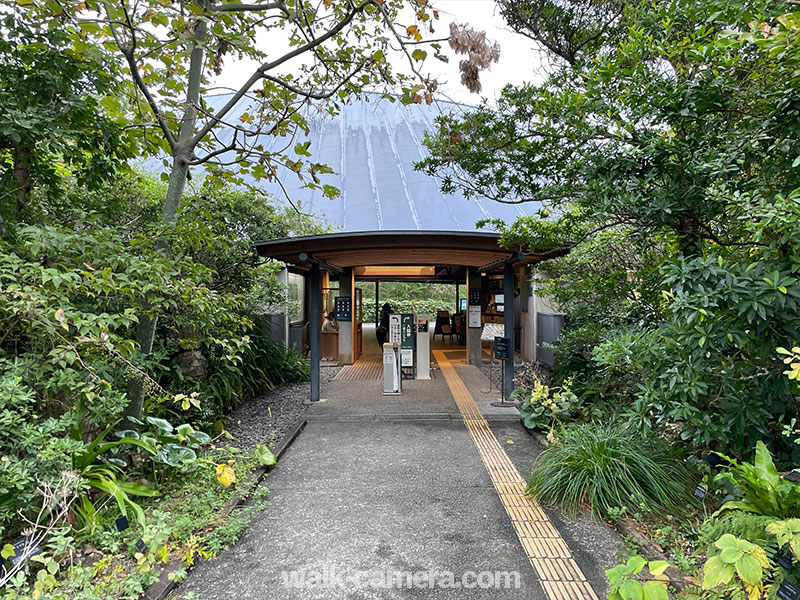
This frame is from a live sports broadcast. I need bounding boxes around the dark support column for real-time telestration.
[375,281,380,325]
[309,263,321,402]
[503,262,515,402]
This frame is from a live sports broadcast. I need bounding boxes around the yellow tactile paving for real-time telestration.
[432,350,599,600]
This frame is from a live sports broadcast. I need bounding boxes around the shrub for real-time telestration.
[191,321,309,419]
[527,422,692,519]
[0,223,248,535]
[515,377,602,432]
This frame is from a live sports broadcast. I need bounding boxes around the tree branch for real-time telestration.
[191,0,379,147]
[106,6,177,150]
[262,58,366,99]
[189,129,239,165]
[208,1,288,13]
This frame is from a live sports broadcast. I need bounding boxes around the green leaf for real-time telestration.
[619,578,643,600]
[188,430,211,445]
[648,561,670,577]
[158,444,197,467]
[719,547,743,564]
[146,417,174,434]
[176,423,194,442]
[735,554,762,586]
[753,441,780,487]
[641,581,668,600]
[254,444,276,467]
[1,543,16,559]
[703,555,735,589]
[627,555,647,574]
[715,534,739,550]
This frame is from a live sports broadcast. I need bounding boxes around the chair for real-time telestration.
[434,310,453,343]
[320,331,339,359]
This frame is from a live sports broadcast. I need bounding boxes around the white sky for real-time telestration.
[212,0,548,107]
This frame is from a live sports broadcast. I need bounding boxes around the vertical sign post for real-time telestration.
[400,313,414,369]
[502,262,515,404]
[491,336,514,408]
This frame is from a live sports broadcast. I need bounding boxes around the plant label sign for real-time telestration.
[693,485,707,499]
[779,553,794,570]
[778,580,800,600]
[9,537,41,567]
[785,470,800,483]
[115,515,129,532]
[494,337,511,360]
[135,539,147,554]
[334,296,351,322]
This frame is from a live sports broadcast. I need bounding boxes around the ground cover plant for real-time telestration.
[601,442,800,600]
[1,445,275,599]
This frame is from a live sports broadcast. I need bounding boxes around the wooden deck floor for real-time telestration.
[333,330,383,381]
[333,324,469,381]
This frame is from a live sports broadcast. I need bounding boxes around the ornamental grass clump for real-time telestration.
[526,422,692,519]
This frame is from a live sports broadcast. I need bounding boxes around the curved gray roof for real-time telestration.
[146,94,539,232]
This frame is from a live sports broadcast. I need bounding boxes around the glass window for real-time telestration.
[288,272,305,324]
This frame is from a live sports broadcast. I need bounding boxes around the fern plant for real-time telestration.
[714,441,800,519]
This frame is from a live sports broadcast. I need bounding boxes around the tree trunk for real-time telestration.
[12,143,32,217]
[124,152,191,422]
[123,19,207,421]
[676,211,702,258]
[123,313,157,422]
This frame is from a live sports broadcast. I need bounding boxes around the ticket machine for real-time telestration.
[382,342,402,395]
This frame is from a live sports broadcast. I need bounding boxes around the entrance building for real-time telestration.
[253,230,570,402]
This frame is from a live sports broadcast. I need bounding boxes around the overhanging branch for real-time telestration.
[190,0,379,147]
[208,1,288,13]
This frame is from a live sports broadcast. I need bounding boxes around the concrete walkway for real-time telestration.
[180,352,622,599]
